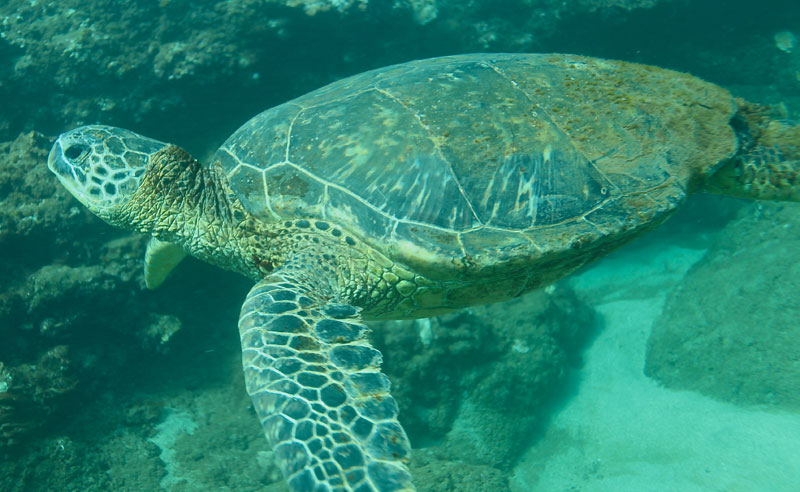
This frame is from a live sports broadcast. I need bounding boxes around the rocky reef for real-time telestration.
[373,285,594,470]
[0,131,250,489]
[372,284,594,482]
[7,0,785,151]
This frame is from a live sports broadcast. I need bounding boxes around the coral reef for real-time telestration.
[0,362,30,446]
[0,347,78,447]
[279,0,368,15]
[0,132,236,450]
[0,0,691,147]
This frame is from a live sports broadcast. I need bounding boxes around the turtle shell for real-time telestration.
[215,53,738,284]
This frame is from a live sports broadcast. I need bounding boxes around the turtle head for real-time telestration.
[48,125,168,219]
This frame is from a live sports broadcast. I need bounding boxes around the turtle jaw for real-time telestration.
[48,140,106,215]
[48,125,168,219]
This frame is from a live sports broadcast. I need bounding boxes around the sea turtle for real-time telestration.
[48,53,799,491]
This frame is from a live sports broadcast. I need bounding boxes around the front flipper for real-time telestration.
[144,237,187,289]
[239,274,415,492]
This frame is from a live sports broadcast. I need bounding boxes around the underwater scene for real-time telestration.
[1,0,799,491]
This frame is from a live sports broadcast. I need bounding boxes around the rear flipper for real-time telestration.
[238,274,415,492]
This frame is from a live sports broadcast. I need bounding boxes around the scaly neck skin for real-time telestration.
[104,145,403,310]
[704,105,800,203]
[109,145,260,278]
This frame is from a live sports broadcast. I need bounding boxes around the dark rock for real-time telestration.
[645,202,800,408]
[372,284,595,469]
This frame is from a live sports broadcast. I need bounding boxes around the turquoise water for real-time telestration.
[0,1,799,491]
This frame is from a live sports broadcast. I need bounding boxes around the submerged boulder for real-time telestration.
[645,202,800,408]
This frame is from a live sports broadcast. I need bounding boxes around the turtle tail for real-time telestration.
[238,273,415,492]
[704,100,800,202]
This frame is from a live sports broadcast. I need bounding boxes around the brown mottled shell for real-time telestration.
[215,54,737,285]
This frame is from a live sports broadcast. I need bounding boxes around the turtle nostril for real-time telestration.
[64,145,85,160]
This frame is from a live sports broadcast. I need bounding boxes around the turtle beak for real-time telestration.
[47,132,115,215]
[48,137,87,200]
[48,138,72,178]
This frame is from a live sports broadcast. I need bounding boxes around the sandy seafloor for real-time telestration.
[512,224,800,492]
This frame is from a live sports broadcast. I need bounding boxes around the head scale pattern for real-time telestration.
[48,125,167,216]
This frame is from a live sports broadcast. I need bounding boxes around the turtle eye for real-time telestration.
[64,145,87,160]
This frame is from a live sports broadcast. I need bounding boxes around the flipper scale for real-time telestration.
[239,274,415,492]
